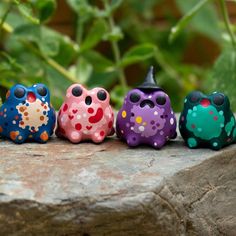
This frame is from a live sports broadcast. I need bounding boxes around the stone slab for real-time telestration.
[0,133,235,235]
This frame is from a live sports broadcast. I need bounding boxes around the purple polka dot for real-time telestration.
[152,126,156,130]
[151,120,155,125]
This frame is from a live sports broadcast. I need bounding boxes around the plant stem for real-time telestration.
[20,40,77,83]
[2,21,77,83]
[104,2,128,89]
[0,3,13,40]
[219,0,236,48]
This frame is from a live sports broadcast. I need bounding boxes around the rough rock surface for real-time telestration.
[0,134,235,236]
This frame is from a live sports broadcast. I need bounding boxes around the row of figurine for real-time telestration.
[0,67,235,150]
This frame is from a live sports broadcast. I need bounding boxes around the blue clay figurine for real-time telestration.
[179,91,236,150]
[0,84,56,144]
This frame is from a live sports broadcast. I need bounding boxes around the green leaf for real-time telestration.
[103,26,123,42]
[110,85,130,109]
[120,43,156,67]
[83,50,114,72]
[169,0,214,43]
[80,19,107,52]
[66,0,98,23]
[110,0,124,11]
[34,0,57,23]
[17,2,40,24]
[211,49,236,111]
[69,57,93,84]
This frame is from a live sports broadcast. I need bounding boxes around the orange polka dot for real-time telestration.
[36,109,40,112]
[26,117,29,121]
[10,131,19,141]
[19,107,26,112]
[24,112,28,116]
[40,131,49,142]
[0,126,3,133]
[40,116,44,121]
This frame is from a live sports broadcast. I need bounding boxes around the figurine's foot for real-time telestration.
[67,131,82,144]
[9,130,26,144]
[151,138,166,149]
[126,134,140,147]
[210,138,222,151]
[34,130,50,143]
[186,137,198,149]
[91,132,106,144]
[170,131,177,139]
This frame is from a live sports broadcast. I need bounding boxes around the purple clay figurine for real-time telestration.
[116,66,177,149]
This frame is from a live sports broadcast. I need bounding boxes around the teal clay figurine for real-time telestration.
[179,91,236,150]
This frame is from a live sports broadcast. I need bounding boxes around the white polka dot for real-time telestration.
[83,113,87,118]
[154,111,158,116]
[33,84,37,87]
[130,127,134,130]
[170,118,174,125]
[12,120,16,124]
[77,115,81,119]
[148,95,152,99]
[71,131,80,139]
[83,130,88,134]
[121,130,124,134]
[139,126,145,132]
[154,142,157,146]
[42,98,45,102]
[95,133,99,137]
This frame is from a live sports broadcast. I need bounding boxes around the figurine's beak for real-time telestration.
[27,92,36,103]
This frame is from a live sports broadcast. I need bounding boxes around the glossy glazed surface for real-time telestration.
[56,84,114,143]
[0,84,56,143]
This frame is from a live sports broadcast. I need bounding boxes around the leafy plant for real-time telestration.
[0,0,235,111]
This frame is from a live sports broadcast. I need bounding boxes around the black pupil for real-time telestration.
[213,94,224,106]
[156,96,166,105]
[14,87,25,98]
[72,86,82,97]
[37,86,47,96]
[190,92,201,102]
[130,93,140,103]
[97,90,107,101]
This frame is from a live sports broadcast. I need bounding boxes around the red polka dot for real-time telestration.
[88,108,94,114]
[100,131,105,136]
[63,104,68,112]
[214,116,218,121]
[75,123,82,131]
[108,121,113,129]
[191,124,196,129]
[209,111,213,115]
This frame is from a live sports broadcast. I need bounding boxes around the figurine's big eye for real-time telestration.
[130,93,141,103]
[97,90,107,101]
[14,87,26,98]
[156,95,166,105]
[72,86,83,97]
[37,86,47,96]
[213,93,225,106]
[190,91,202,103]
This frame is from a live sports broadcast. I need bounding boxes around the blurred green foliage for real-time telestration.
[0,0,235,111]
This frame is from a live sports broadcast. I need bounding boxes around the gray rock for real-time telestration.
[0,134,235,235]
